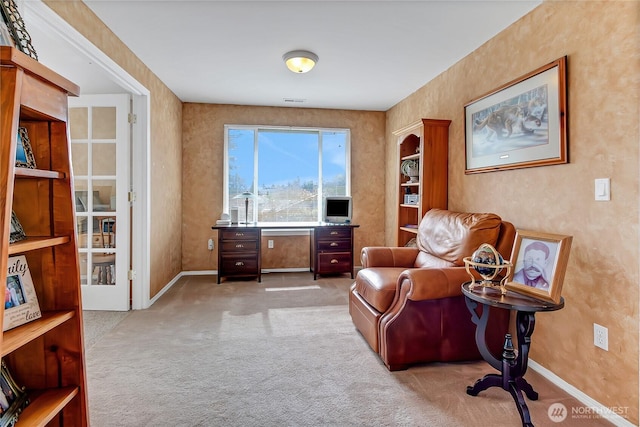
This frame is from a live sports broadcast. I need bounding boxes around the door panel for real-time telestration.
[69,94,130,311]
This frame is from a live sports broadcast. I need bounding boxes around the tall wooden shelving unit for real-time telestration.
[394,119,450,246]
[1,47,88,425]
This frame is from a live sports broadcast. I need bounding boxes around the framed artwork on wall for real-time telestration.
[506,229,572,304]
[464,56,567,174]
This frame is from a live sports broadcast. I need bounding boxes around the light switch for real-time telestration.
[595,178,610,201]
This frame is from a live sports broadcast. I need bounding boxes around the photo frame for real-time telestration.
[0,0,37,60]
[8,212,25,244]
[465,56,567,174]
[0,360,29,427]
[4,255,41,331]
[506,230,572,304]
[15,127,36,169]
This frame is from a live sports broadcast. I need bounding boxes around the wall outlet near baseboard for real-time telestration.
[594,323,608,351]
[208,238,214,250]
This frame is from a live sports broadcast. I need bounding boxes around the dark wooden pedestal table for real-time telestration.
[461,282,564,427]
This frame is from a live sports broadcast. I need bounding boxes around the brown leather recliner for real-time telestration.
[349,209,515,371]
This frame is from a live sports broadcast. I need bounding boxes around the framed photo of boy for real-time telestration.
[0,359,29,427]
[506,230,572,304]
[4,255,41,331]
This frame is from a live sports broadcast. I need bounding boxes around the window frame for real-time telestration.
[223,124,351,224]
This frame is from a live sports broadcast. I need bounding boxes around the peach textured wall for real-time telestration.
[387,1,639,423]
[45,1,184,299]
[48,1,638,420]
[181,104,386,272]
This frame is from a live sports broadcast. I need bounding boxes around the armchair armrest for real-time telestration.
[361,247,420,269]
[398,267,480,301]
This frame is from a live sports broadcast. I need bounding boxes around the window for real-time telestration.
[224,125,350,223]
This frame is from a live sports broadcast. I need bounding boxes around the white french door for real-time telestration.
[69,94,131,311]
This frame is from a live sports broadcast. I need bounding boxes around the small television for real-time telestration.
[323,196,352,224]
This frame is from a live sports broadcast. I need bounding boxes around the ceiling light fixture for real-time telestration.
[283,50,318,73]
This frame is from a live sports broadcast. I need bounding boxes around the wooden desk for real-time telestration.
[212,223,359,284]
[461,282,564,427]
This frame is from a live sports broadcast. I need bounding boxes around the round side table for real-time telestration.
[462,282,564,427]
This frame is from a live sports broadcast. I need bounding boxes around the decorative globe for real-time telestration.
[471,243,503,281]
[464,243,512,294]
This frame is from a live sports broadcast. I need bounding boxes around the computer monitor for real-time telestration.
[323,196,352,224]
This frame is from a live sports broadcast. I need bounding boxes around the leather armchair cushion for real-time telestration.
[417,209,502,266]
[361,247,419,269]
[354,268,405,313]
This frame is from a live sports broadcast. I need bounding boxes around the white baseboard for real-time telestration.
[182,270,217,276]
[146,271,186,306]
[529,360,636,426]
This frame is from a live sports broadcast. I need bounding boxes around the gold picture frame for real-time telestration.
[15,127,36,169]
[465,56,568,174]
[4,255,42,331]
[506,230,572,304]
[0,0,37,60]
[8,212,25,244]
[0,360,29,427]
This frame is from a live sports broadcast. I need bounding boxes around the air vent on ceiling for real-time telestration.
[283,98,306,103]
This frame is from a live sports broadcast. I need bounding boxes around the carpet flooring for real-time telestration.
[84,273,613,426]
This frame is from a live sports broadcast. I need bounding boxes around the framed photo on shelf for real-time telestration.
[4,255,41,331]
[14,127,36,169]
[465,56,567,174]
[0,0,37,60]
[8,212,25,244]
[506,230,572,304]
[0,359,29,427]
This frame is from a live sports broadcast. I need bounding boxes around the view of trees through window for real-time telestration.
[225,126,350,223]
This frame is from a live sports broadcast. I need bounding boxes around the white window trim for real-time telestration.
[223,124,351,223]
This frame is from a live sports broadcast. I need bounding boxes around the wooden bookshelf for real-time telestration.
[1,47,88,426]
[393,119,450,246]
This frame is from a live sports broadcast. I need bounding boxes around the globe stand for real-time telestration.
[463,243,512,295]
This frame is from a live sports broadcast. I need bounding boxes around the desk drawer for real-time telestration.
[317,253,352,272]
[220,229,259,241]
[221,240,258,252]
[316,227,351,240]
[220,254,259,274]
[316,239,351,252]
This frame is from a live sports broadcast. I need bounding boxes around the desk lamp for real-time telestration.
[241,191,253,224]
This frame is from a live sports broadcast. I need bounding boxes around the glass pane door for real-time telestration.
[69,94,130,311]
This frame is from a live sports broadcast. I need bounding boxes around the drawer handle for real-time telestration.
[330,242,339,247]
[235,244,244,248]
[235,232,244,236]
[235,261,245,266]
[330,259,339,264]
[330,231,339,235]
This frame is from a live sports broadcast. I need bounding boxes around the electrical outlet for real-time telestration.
[268,239,274,249]
[594,323,608,351]
[207,238,214,251]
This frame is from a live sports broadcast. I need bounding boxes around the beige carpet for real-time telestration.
[85,273,612,426]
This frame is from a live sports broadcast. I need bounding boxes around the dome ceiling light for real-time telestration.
[283,50,318,73]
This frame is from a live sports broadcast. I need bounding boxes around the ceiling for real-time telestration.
[26,0,541,111]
